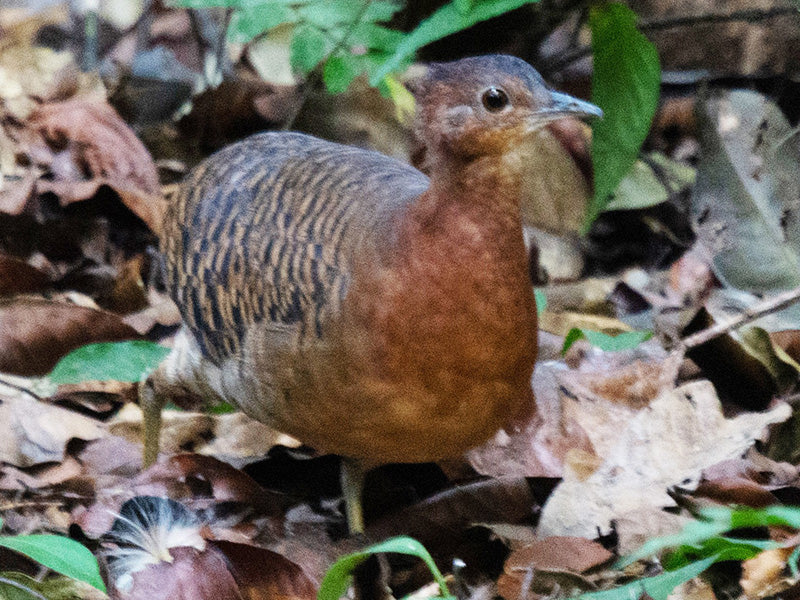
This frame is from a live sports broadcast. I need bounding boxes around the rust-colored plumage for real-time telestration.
[141,55,601,532]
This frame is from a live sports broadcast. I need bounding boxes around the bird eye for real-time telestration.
[481,87,510,112]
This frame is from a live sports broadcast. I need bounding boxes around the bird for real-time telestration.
[140,54,602,533]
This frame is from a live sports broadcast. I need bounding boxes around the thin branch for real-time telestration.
[681,285,800,350]
[641,6,799,32]
[543,6,799,75]
[0,375,43,401]
[0,576,49,600]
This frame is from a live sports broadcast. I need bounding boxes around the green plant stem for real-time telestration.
[0,576,49,600]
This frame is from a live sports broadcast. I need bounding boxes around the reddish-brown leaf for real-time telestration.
[0,253,51,296]
[0,297,140,375]
[26,98,164,232]
[214,540,317,600]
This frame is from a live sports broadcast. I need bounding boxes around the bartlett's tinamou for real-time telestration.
[140,54,601,533]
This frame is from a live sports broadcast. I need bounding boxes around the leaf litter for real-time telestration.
[2,3,800,600]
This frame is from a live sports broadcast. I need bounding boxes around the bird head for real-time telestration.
[409,55,601,161]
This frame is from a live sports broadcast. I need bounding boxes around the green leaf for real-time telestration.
[620,505,800,569]
[454,0,474,13]
[0,535,106,593]
[380,74,416,123]
[665,537,769,570]
[534,289,547,314]
[583,329,652,351]
[562,329,652,354]
[323,53,362,93]
[318,536,453,600]
[586,1,660,228]
[604,159,668,211]
[228,4,296,43]
[168,0,246,7]
[290,24,330,73]
[579,554,719,600]
[561,328,585,353]
[350,22,404,52]
[48,340,170,384]
[363,0,404,22]
[297,0,361,27]
[370,0,539,85]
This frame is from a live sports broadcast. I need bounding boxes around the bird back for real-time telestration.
[161,131,429,364]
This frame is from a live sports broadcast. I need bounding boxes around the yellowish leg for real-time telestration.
[140,379,166,467]
[340,457,365,535]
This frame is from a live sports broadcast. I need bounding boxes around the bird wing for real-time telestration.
[161,132,428,365]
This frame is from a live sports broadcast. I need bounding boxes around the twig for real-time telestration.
[641,6,798,32]
[0,375,43,401]
[0,576,49,600]
[681,285,800,350]
[543,6,799,74]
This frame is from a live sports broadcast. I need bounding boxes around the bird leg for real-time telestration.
[140,378,166,467]
[340,457,366,534]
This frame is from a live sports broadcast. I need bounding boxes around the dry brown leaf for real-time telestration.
[107,254,149,314]
[694,476,777,508]
[498,537,612,600]
[0,170,36,215]
[0,45,79,120]
[105,538,317,600]
[203,412,302,459]
[505,536,612,573]
[770,330,800,365]
[122,294,182,335]
[0,297,139,376]
[669,578,718,600]
[741,547,795,599]
[213,540,318,600]
[25,98,164,232]
[537,380,791,546]
[366,477,535,548]
[470,350,677,481]
[519,119,591,235]
[467,363,595,478]
[107,544,244,600]
[0,253,51,296]
[109,403,301,461]
[76,453,288,539]
[0,389,104,467]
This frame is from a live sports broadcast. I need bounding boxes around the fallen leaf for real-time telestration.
[691,89,800,292]
[0,297,139,376]
[108,403,301,461]
[0,388,104,467]
[741,547,795,599]
[213,539,318,600]
[25,98,164,232]
[505,536,612,573]
[693,476,777,508]
[467,362,594,479]
[0,253,51,296]
[537,380,791,546]
[367,477,535,550]
[498,536,612,600]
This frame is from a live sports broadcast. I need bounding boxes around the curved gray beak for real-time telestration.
[545,91,603,120]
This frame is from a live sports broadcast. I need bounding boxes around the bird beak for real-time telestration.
[543,91,603,120]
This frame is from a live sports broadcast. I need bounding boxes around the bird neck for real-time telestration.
[410,151,528,243]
